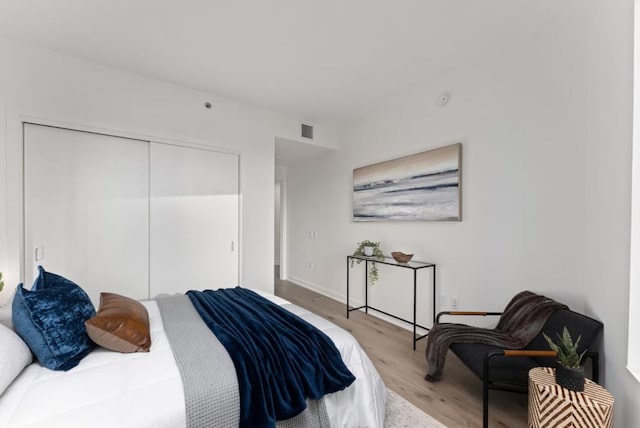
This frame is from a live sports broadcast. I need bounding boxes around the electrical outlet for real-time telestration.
[451,297,460,311]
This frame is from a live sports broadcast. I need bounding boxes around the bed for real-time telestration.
[0,288,387,428]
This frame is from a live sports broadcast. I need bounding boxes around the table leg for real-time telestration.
[432,265,437,325]
[346,256,350,319]
[365,260,369,314]
[413,269,417,351]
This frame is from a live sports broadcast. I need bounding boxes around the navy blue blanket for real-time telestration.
[186,287,355,428]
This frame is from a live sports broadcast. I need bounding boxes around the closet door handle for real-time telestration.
[231,241,234,251]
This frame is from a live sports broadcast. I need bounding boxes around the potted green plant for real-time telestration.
[351,241,384,285]
[543,327,587,392]
[0,272,4,292]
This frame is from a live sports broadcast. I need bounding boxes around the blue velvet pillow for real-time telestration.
[12,266,96,371]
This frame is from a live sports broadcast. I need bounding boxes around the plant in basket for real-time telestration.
[351,241,384,285]
[543,327,587,392]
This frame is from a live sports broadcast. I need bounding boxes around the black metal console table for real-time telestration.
[346,255,436,350]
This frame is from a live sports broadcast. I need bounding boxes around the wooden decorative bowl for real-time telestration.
[391,251,414,263]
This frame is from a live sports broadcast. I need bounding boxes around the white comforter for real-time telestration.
[0,291,387,428]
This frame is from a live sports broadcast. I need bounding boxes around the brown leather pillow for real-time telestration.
[85,292,151,353]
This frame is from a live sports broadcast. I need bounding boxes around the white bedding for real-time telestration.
[0,291,386,428]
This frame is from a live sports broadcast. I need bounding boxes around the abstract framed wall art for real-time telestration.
[353,143,462,221]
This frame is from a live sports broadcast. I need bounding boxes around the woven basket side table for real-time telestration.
[528,367,613,428]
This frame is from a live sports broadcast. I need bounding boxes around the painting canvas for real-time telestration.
[353,143,462,221]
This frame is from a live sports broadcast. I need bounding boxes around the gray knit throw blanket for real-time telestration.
[424,291,567,381]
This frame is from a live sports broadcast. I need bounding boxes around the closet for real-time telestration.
[23,123,239,304]
[150,142,239,295]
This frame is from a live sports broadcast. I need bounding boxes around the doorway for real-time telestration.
[274,178,286,280]
[274,136,334,282]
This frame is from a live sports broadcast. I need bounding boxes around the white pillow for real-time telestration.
[0,322,32,395]
[0,303,12,330]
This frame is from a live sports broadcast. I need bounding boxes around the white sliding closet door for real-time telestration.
[150,143,239,296]
[23,124,149,305]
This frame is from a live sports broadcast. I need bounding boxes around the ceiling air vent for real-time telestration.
[301,123,313,139]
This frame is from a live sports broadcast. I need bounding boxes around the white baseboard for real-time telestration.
[287,275,358,305]
[285,275,427,335]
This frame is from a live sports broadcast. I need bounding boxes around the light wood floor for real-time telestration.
[274,275,527,427]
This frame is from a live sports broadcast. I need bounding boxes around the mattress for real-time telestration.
[0,291,387,428]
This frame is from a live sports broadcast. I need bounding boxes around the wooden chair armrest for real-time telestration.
[503,350,557,358]
[497,351,600,382]
[436,311,503,323]
[483,350,557,383]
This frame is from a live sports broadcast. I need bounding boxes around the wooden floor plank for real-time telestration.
[274,276,527,427]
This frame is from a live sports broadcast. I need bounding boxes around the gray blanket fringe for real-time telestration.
[157,294,240,428]
[157,294,330,428]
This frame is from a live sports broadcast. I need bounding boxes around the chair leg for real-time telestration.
[592,352,600,384]
[483,376,489,428]
[483,351,504,428]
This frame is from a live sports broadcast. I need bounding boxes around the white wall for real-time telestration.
[0,36,336,304]
[630,0,640,375]
[583,0,639,426]
[287,0,640,423]
[287,23,589,321]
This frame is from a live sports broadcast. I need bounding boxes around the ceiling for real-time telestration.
[0,0,578,125]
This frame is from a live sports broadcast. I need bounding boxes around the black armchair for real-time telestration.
[436,308,603,428]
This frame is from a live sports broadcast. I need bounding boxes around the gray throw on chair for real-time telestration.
[425,291,567,381]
